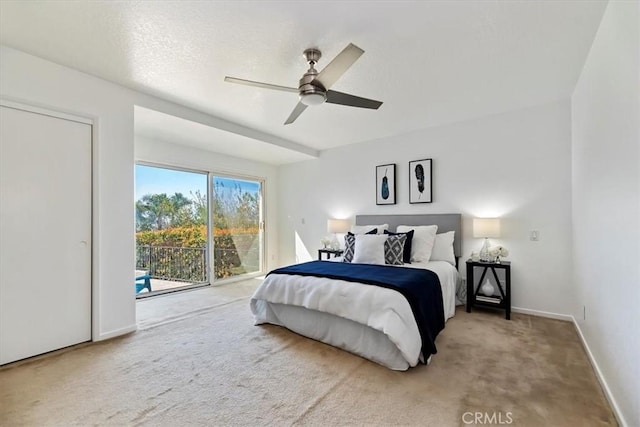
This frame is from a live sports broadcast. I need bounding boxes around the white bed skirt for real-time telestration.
[253,301,414,370]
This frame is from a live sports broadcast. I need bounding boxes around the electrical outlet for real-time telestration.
[583,305,586,320]
[301,218,305,225]
[530,230,540,241]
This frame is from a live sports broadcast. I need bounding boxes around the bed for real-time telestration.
[250,214,462,370]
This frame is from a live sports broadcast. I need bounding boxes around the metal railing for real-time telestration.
[136,242,261,282]
[136,245,207,283]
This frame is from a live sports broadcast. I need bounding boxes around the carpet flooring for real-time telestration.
[0,282,616,426]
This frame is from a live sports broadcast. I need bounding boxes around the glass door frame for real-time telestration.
[134,161,212,296]
[209,172,265,285]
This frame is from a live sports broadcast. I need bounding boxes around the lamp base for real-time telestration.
[330,234,341,251]
[479,238,492,262]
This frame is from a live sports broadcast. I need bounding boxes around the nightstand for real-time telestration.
[466,260,511,320]
[318,248,343,260]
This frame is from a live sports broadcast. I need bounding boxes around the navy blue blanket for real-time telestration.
[268,261,445,360]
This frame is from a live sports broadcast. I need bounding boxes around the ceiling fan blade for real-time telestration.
[325,90,383,109]
[284,101,308,125]
[314,43,364,89]
[224,76,298,93]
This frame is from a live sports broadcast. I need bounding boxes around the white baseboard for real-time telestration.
[95,324,137,341]
[511,306,573,321]
[572,317,628,427]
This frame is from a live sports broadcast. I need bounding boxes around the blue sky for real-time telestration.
[135,164,259,201]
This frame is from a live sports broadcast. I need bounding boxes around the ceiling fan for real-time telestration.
[224,43,383,125]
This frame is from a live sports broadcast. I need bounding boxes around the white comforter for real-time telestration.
[250,260,458,369]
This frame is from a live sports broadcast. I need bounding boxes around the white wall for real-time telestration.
[0,45,281,341]
[278,100,573,315]
[135,137,279,274]
[571,1,640,425]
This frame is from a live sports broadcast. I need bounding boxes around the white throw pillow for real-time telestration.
[350,224,389,235]
[352,234,388,264]
[396,225,438,262]
[430,231,456,265]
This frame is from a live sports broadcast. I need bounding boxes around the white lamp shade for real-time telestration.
[473,218,501,238]
[327,218,351,233]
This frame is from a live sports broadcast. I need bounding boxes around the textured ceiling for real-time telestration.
[0,1,607,162]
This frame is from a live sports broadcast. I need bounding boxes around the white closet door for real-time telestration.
[0,105,92,365]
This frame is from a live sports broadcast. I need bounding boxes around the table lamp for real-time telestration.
[473,218,500,262]
[327,218,351,250]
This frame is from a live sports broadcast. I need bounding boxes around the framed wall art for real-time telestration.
[409,158,432,203]
[376,164,396,205]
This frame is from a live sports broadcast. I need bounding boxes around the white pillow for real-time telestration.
[396,225,438,262]
[350,224,389,235]
[352,234,387,264]
[430,231,456,265]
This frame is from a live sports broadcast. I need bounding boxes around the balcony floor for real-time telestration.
[145,277,199,293]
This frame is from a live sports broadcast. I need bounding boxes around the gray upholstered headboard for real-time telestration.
[355,214,462,258]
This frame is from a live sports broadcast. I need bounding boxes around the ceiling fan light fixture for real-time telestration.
[225,43,383,124]
[300,92,326,106]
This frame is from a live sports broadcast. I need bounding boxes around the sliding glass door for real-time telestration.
[135,164,264,294]
[212,176,263,280]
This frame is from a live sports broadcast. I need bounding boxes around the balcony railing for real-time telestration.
[136,240,260,283]
[136,245,207,283]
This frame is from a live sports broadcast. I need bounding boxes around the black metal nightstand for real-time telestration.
[466,259,511,320]
[318,248,344,260]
